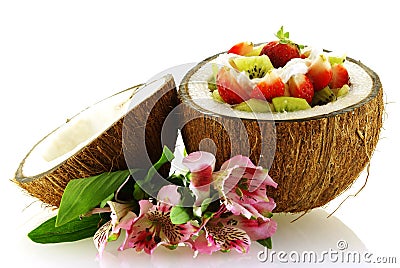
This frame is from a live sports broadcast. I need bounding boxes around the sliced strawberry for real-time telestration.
[260,41,300,68]
[306,54,332,91]
[216,67,253,105]
[329,64,349,89]
[288,74,314,103]
[250,71,285,102]
[228,42,254,56]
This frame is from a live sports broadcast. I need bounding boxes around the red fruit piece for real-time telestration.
[228,41,254,56]
[259,27,300,68]
[260,41,300,68]
[306,54,333,91]
[250,72,285,102]
[329,64,349,89]
[216,67,253,105]
[288,74,314,103]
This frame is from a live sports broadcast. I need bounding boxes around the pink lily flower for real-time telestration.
[190,208,251,255]
[93,202,137,258]
[119,185,198,254]
[182,151,216,206]
[214,155,278,220]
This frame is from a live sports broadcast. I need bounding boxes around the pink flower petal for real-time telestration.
[138,200,153,216]
[157,185,181,206]
[252,198,276,215]
[220,155,256,170]
[224,215,277,241]
[93,220,112,258]
[191,231,221,255]
[225,200,253,219]
[207,224,251,253]
[120,202,198,255]
[183,151,216,173]
[114,211,137,233]
[183,151,215,187]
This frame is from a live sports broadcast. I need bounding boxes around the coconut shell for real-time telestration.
[14,75,179,207]
[179,56,384,213]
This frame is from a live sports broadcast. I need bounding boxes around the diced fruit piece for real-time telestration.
[228,42,254,56]
[207,63,219,91]
[232,55,274,79]
[208,77,216,91]
[244,44,264,56]
[272,96,311,112]
[212,89,224,102]
[329,63,349,89]
[259,27,300,68]
[306,54,333,91]
[288,74,314,104]
[329,55,346,66]
[233,98,272,113]
[311,86,337,106]
[332,84,350,98]
[260,41,300,68]
[250,71,285,102]
[216,67,253,105]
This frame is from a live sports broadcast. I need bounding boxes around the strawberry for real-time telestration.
[216,67,253,104]
[306,54,332,91]
[260,27,300,68]
[250,71,285,102]
[329,64,349,89]
[228,41,254,56]
[288,74,314,103]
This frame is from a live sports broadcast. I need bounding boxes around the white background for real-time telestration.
[1,1,399,267]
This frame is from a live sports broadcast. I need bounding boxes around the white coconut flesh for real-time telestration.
[21,77,169,178]
[186,54,373,121]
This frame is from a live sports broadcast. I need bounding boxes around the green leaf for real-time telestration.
[257,237,273,249]
[100,193,114,208]
[56,170,131,227]
[28,214,105,244]
[133,183,146,200]
[201,197,213,213]
[170,205,192,224]
[143,146,175,184]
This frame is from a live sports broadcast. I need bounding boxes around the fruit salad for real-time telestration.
[208,27,350,113]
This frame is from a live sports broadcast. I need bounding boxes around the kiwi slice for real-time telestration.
[212,89,224,103]
[332,84,350,98]
[272,97,311,112]
[207,63,219,91]
[329,55,346,66]
[311,86,337,106]
[233,98,273,113]
[232,55,273,79]
[244,44,264,56]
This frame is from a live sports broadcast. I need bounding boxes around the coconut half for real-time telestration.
[179,53,384,213]
[14,74,179,207]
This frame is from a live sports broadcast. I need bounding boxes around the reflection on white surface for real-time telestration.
[11,207,376,268]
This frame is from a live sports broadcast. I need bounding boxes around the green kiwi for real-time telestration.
[233,98,273,113]
[232,55,273,79]
[212,89,224,103]
[272,97,311,112]
[208,63,219,91]
[311,86,337,106]
[332,84,350,98]
[244,44,264,56]
[329,55,346,66]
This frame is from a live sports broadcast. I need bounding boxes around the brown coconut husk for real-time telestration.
[14,75,179,207]
[179,55,384,213]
